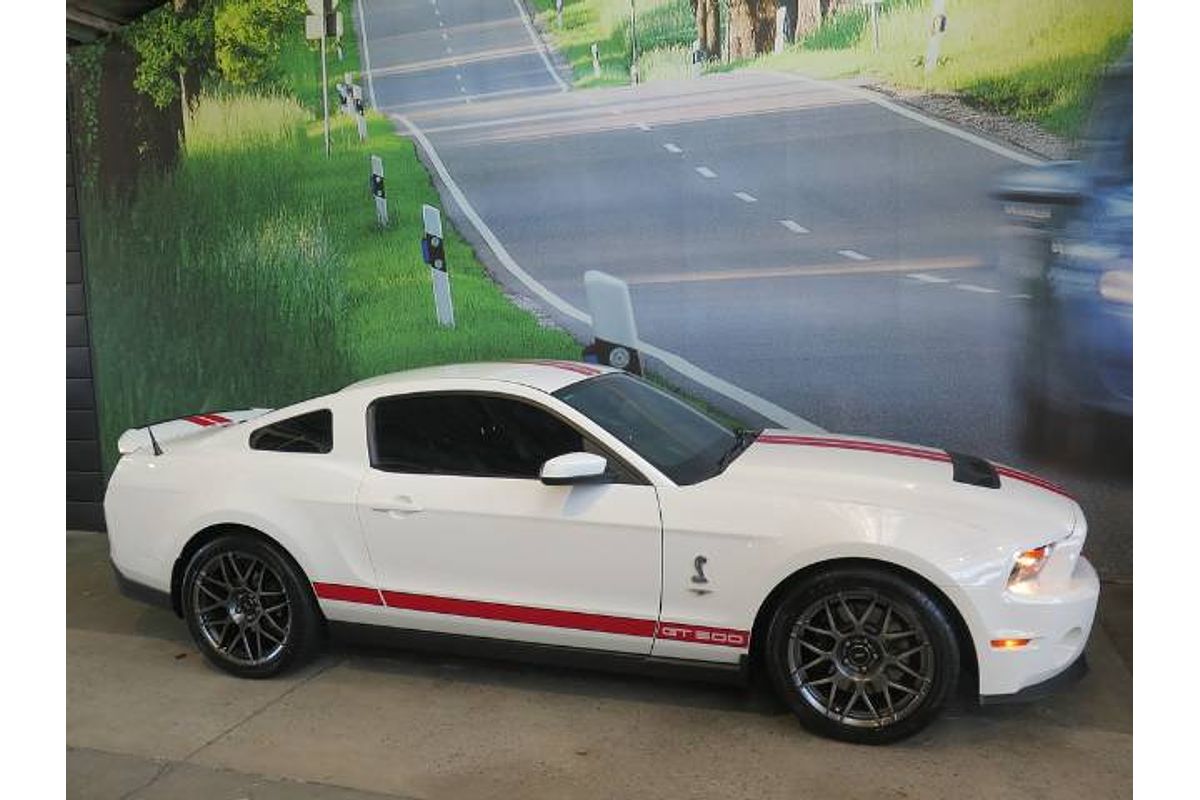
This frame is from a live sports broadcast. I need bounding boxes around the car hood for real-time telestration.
[719,431,1080,538]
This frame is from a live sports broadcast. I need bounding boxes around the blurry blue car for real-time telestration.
[994,49,1131,452]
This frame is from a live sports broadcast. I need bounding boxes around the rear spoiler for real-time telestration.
[117,409,271,456]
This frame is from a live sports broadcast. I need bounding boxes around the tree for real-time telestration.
[214,0,303,86]
[125,1,214,123]
[728,0,774,60]
[694,0,721,59]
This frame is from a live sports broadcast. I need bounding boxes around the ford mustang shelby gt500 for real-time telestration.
[106,360,1098,744]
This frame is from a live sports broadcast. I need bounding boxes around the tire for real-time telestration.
[763,566,960,745]
[181,532,323,678]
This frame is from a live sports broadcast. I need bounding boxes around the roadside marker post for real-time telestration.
[352,83,367,141]
[691,39,703,78]
[925,0,947,76]
[629,0,639,86]
[370,155,387,226]
[556,0,564,29]
[421,205,456,328]
[592,43,601,77]
[582,271,643,375]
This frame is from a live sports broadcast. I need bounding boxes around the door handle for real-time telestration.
[371,496,423,515]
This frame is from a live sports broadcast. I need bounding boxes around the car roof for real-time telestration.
[342,360,618,396]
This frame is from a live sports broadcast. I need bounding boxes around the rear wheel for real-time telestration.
[181,533,322,678]
[764,567,960,744]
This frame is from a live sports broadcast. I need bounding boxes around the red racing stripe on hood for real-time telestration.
[757,435,1072,498]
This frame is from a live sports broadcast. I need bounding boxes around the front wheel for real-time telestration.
[181,533,323,678]
[764,567,960,744]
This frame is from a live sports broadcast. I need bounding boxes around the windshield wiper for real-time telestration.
[715,428,760,471]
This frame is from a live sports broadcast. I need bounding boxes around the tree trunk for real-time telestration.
[696,0,721,58]
[794,0,821,40]
[728,0,756,60]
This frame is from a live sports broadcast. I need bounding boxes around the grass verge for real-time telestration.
[81,13,578,471]
[733,0,1132,137]
[530,0,696,87]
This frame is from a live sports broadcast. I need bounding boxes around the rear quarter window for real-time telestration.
[249,410,333,454]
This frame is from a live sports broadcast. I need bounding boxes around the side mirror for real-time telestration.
[540,452,609,486]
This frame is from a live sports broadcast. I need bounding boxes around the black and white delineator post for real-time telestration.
[352,84,367,141]
[582,270,643,374]
[370,155,387,226]
[421,205,455,328]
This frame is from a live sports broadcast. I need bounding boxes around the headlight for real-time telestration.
[1008,544,1054,586]
[1098,269,1133,304]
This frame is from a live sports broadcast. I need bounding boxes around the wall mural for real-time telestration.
[68,0,1131,578]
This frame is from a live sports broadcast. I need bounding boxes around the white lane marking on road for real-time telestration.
[1009,293,1032,300]
[354,0,378,108]
[770,71,1043,166]
[695,166,717,178]
[734,192,757,203]
[441,31,448,40]
[956,283,1001,294]
[455,73,462,81]
[627,256,982,285]
[438,19,444,26]
[511,0,569,92]
[907,273,952,284]
[780,219,810,234]
[837,249,871,261]
[447,46,453,54]
[395,115,819,432]
[663,143,682,154]
[637,122,651,132]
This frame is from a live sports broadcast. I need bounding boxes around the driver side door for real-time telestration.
[355,390,663,655]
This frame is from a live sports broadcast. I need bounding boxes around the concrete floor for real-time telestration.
[68,532,1132,799]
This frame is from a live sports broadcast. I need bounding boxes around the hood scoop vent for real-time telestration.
[947,451,1001,489]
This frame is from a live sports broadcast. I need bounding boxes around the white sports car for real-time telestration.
[106,360,1098,744]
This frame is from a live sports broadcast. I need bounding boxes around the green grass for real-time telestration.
[82,16,578,471]
[737,0,1132,137]
[531,0,696,87]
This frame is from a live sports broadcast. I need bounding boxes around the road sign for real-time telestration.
[421,205,455,328]
[370,155,387,226]
[582,270,643,374]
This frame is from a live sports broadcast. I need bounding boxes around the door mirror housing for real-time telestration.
[540,452,609,486]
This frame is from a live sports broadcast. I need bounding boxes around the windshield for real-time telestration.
[554,373,750,485]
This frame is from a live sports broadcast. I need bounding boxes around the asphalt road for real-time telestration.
[356,0,1132,579]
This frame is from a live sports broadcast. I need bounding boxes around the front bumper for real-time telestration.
[969,555,1100,697]
[979,651,1088,704]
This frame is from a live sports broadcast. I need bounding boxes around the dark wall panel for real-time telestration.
[67,105,105,531]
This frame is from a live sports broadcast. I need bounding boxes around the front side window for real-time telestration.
[370,393,628,479]
[554,373,746,485]
[249,410,333,454]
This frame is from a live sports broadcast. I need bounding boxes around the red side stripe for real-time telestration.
[313,582,384,605]
[380,590,656,637]
[311,584,749,648]
[185,415,215,427]
[203,413,232,424]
